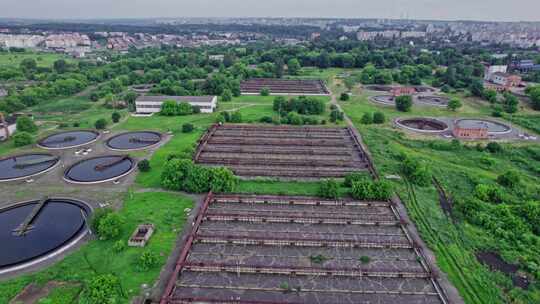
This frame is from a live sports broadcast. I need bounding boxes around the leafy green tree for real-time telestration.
[502,93,519,114]
[402,157,431,186]
[138,159,151,172]
[221,88,233,102]
[340,93,350,101]
[287,112,303,125]
[123,91,138,112]
[13,131,33,147]
[97,213,123,240]
[344,172,368,187]
[287,58,301,76]
[470,79,485,97]
[94,118,107,130]
[209,167,238,193]
[361,112,373,124]
[176,102,193,115]
[183,165,211,193]
[483,89,498,103]
[373,112,385,124]
[319,179,339,199]
[81,274,121,304]
[395,95,413,112]
[161,159,193,190]
[447,97,462,111]
[16,116,37,133]
[138,251,159,271]
[20,58,37,72]
[230,111,242,123]
[160,100,178,116]
[53,59,68,73]
[260,87,270,96]
[111,112,121,123]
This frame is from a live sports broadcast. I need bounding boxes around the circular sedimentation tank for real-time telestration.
[0,153,60,182]
[364,85,394,92]
[370,95,396,105]
[38,130,100,150]
[0,198,90,272]
[415,95,449,107]
[106,131,162,151]
[455,119,511,134]
[64,155,135,184]
[396,118,449,133]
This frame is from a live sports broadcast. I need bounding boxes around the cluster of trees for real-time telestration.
[160,100,198,116]
[273,96,325,115]
[317,172,394,201]
[161,158,237,193]
[526,85,540,110]
[360,111,385,124]
[217,111,242,123]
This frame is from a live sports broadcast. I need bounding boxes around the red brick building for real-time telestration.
[452,125,489,139]
[391,87,417,96]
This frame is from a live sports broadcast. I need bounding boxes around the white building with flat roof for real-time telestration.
[135,95,217,114]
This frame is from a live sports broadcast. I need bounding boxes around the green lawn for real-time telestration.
[0,191,194,304]
[0,52,73,68]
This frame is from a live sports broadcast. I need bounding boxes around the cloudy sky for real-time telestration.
[2,0,539,22]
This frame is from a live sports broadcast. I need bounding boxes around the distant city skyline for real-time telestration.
[1,0,540,22]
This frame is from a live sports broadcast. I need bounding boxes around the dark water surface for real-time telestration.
[65,155,134,183]
[0,154,59,181]
[39,130,99,149]
[0,199,88,268]
[106,131,161,150]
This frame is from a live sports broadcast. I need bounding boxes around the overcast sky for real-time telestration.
[2,0,539,22]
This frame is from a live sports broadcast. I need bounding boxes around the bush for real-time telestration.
[209,167,238,193]
[94,118,107,130]
[16,116,37,133]
[12,131,33,147]
[97,213,123,240]
[259,116,273,123]
[161,159,194,191]
[112,240,126,253]
[111,112,121,123]
[73,122,80,127]
[182,123,194,133]
[373,112,385,124]
[89,208,113,233]
[497,171,521,188]
[287,112,303,125]
[138,159,151,172]
[486,142,503,153]
[183,165,211,193]
[351,178,393,200]
[230,111,242,123]
[260,87,270,96]
[474,184,505,204]
[344,172,368,187]
[359,255,371,264]
[360,112,373,124]
[340,93,350,101]
[192,106,201,114]
[330,109,344,123]
[137,251,159,271]
[447,97,462,111]
[221,88,233,101]
[401,157,431,186]
[395,95,413,112]
[81,274,120,304]
[319,179,340,199]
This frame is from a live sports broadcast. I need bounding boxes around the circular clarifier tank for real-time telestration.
[396,117,449,133]
[0,198,90,271]
[64,155,135,184]
[106,131,162,151]
[415,95,449,107]
[38,130,100,149]
[370,95,396,105]
[455,119,511,134]
[0,153,60,182]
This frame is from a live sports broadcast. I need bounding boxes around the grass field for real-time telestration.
[340,87,540,303]
[0,191,194,304]
[0,52,73,68]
